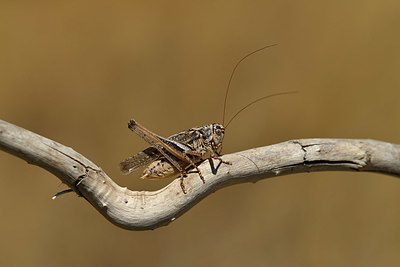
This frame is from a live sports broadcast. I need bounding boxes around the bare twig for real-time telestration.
[1,119,399,230]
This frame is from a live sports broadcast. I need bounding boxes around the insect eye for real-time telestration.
[215,129,222,135]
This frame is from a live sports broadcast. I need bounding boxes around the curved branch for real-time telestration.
[1,119,399,230]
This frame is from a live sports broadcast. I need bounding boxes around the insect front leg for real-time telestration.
[209,148,232,165]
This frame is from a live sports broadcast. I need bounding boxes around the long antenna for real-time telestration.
[225,91,298,128]
[222,44,278,126]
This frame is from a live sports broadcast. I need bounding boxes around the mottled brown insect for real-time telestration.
[120,120,229,193]
[120,45,296,193]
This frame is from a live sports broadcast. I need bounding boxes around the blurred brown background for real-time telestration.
[1,1,400,266]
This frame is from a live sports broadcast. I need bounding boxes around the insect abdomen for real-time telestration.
[141,158,188,180]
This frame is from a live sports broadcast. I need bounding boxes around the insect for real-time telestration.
[120,45,296,194]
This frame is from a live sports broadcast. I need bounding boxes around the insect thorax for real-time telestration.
[185,123,225,153]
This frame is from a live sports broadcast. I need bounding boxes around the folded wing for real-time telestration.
[119,147,160,175]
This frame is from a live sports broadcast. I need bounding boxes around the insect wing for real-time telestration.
[119,147,160,175]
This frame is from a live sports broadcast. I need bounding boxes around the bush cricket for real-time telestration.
[120,45,296,194]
